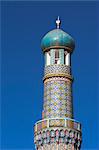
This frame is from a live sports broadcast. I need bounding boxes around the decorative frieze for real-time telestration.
[34,127,81,148]
[44,77,71,83]
[44,64,70,76]
[34,118,81,133]
[37,143,77,150]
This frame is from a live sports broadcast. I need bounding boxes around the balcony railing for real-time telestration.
[34,118,81,133]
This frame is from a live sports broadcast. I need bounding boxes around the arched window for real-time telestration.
[55,50,59,64]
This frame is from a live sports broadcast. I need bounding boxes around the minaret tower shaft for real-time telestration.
[34,18,82,150]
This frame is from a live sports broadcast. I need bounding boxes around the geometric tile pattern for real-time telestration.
[43,77,73,118]
[37,144,78,150]
[49,119,65,127]
[34,128,81,149]
[44,64,70,76]
[34,118,81,133]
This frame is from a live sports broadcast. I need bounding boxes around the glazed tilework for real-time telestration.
[34,118,81,133]
[37,144,77,150]
[43,77,73,118]
[44,64,70,76]
[34,127,81,149]
[49,119,65,127]
[41,29,75,52]
[35,25,82,150]
[44,76,71,83]
[42,120,47,129]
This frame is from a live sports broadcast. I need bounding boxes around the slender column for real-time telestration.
[59,49,64,64]
[50,49,55,64]
[45,52,47,66]
[46,52,50,66]
[66,53,70,66]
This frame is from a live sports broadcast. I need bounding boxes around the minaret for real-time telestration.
[34,18,82,150]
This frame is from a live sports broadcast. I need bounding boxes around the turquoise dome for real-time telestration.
[41,29,75,52]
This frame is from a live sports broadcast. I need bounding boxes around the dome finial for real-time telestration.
[56,16,61,29]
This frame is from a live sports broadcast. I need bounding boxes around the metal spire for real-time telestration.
[56,16,61,29]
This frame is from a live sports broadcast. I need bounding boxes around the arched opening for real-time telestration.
[55,50,60,64]
[45,49,70,66]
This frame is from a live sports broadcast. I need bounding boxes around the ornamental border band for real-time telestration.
[34,17,82,150]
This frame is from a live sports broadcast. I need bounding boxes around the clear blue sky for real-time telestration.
[1,1,99,150]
